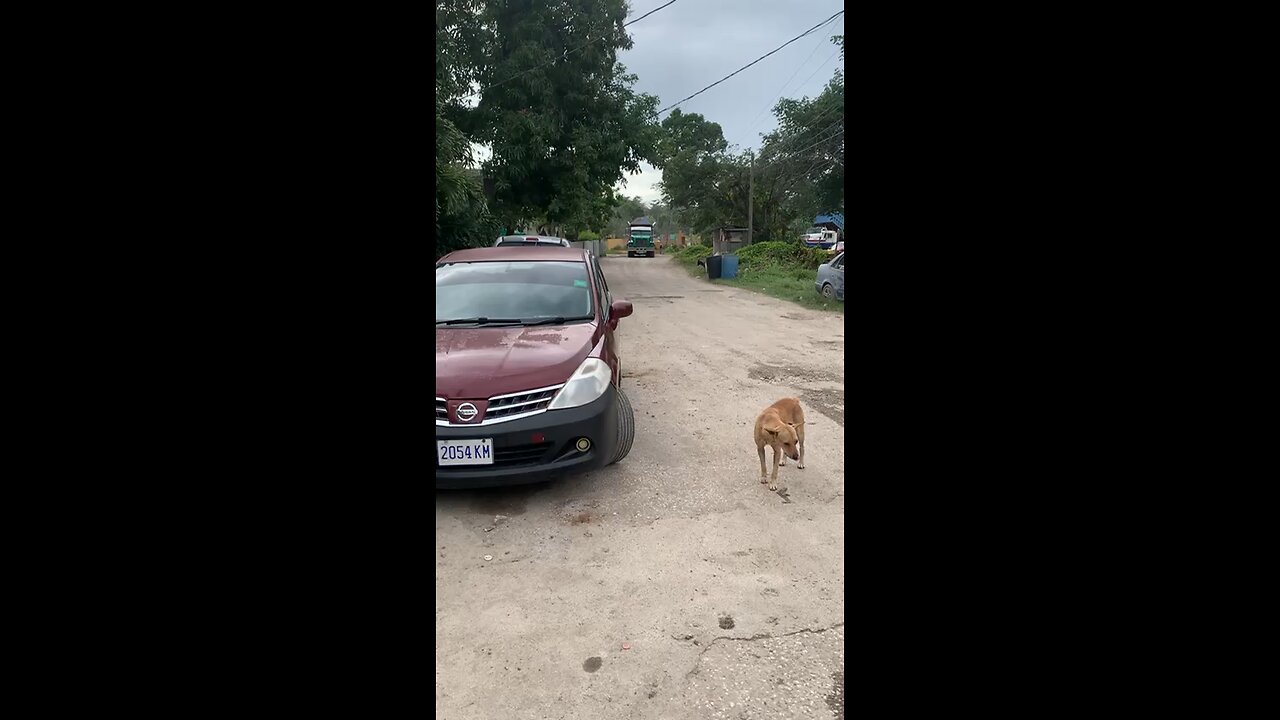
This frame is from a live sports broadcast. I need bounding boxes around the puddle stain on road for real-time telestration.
[466,484,549,516]
[826,670,844,718]
[747,363,845,428]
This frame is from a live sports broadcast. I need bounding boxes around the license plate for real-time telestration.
[437,438,494,466]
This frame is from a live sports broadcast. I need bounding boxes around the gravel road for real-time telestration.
[436,255,845,719]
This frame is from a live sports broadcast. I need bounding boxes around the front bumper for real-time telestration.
[435,385,620,489]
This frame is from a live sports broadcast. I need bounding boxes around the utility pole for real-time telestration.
[747,151,754,245]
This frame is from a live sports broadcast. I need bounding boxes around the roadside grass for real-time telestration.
[671,242,844,313]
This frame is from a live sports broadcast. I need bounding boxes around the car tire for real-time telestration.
[610,387,635,465]
[821,282,835,299]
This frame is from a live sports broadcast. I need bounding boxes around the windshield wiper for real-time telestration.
[436,317,524,325]
[521,315,593,326]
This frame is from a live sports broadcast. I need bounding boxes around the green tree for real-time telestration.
[654,110,740,234]
[436,107,499,256]
[453,0,662,235]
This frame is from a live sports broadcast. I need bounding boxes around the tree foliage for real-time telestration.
[436,107,499,256]
[434,0,664,250]
[445,0,661,236]
[654,110,740,234]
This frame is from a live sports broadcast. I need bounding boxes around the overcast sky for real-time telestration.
[470,1,845,207]
[617,0,844,204]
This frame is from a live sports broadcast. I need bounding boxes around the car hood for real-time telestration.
[436,322,599,399]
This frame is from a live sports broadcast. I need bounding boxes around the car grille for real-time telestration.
[487,387,559,420]
[435,384,563,426]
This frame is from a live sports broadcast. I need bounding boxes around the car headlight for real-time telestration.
[548,357,612,410]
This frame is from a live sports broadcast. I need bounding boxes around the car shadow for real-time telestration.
[434,467,618,517]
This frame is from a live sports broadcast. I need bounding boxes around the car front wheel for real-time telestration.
[610,387,635,465]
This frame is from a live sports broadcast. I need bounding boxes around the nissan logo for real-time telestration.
[456,403,479,422]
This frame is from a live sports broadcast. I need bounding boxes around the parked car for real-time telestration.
[815,251,844,301]
[435,246,635,488]
[494,235,572,247]
[827,240,844,255]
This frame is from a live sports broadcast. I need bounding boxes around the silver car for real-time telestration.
[815,252,845,301]
[494,235,571,247]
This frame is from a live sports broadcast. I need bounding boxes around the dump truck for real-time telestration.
[627,217,655,258]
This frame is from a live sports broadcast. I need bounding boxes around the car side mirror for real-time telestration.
[610,300,633,320]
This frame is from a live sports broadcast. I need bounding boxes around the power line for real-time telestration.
[792,47,842,99]
[758,118,844,165]
[737,51,842,154]
[463,0,681,100]
[740,47,841,150]
[757,126,845,179]
[625,0,681,27]
[780,152,838,189]
[739,36,826,138]
[653,10,845,117]
[736,26,840,148]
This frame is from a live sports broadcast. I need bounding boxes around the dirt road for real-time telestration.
[436,255,845,719]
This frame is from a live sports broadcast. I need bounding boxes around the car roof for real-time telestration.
[439,246,590,263]
[496,234,568,243]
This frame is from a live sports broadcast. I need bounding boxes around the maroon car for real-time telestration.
[435,246,635,488]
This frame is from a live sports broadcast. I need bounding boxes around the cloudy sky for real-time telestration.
[616,0,845,204]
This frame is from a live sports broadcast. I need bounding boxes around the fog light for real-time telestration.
[576,438,591,452]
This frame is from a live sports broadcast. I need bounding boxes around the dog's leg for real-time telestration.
[769,447,780,491]
[797,426,806,469]
[778,451,786,467]
[758,445,768,483]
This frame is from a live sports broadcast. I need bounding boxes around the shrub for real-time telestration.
[675,244,714,263]
[735,241,829,270]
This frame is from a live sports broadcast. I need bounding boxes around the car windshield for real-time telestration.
[436,260,594,324]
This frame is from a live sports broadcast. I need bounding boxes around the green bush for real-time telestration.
[735,241,829,270]
[675,243,712,261]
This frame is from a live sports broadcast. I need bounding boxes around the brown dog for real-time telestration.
[754,398,806,491]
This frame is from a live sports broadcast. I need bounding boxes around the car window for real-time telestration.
[436,260,594,322]
[832,253,844,269]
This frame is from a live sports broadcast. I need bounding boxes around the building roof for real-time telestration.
[438,246,589,264]
[814,212,844,231]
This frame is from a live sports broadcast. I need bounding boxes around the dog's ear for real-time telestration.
[765,425,781,436]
